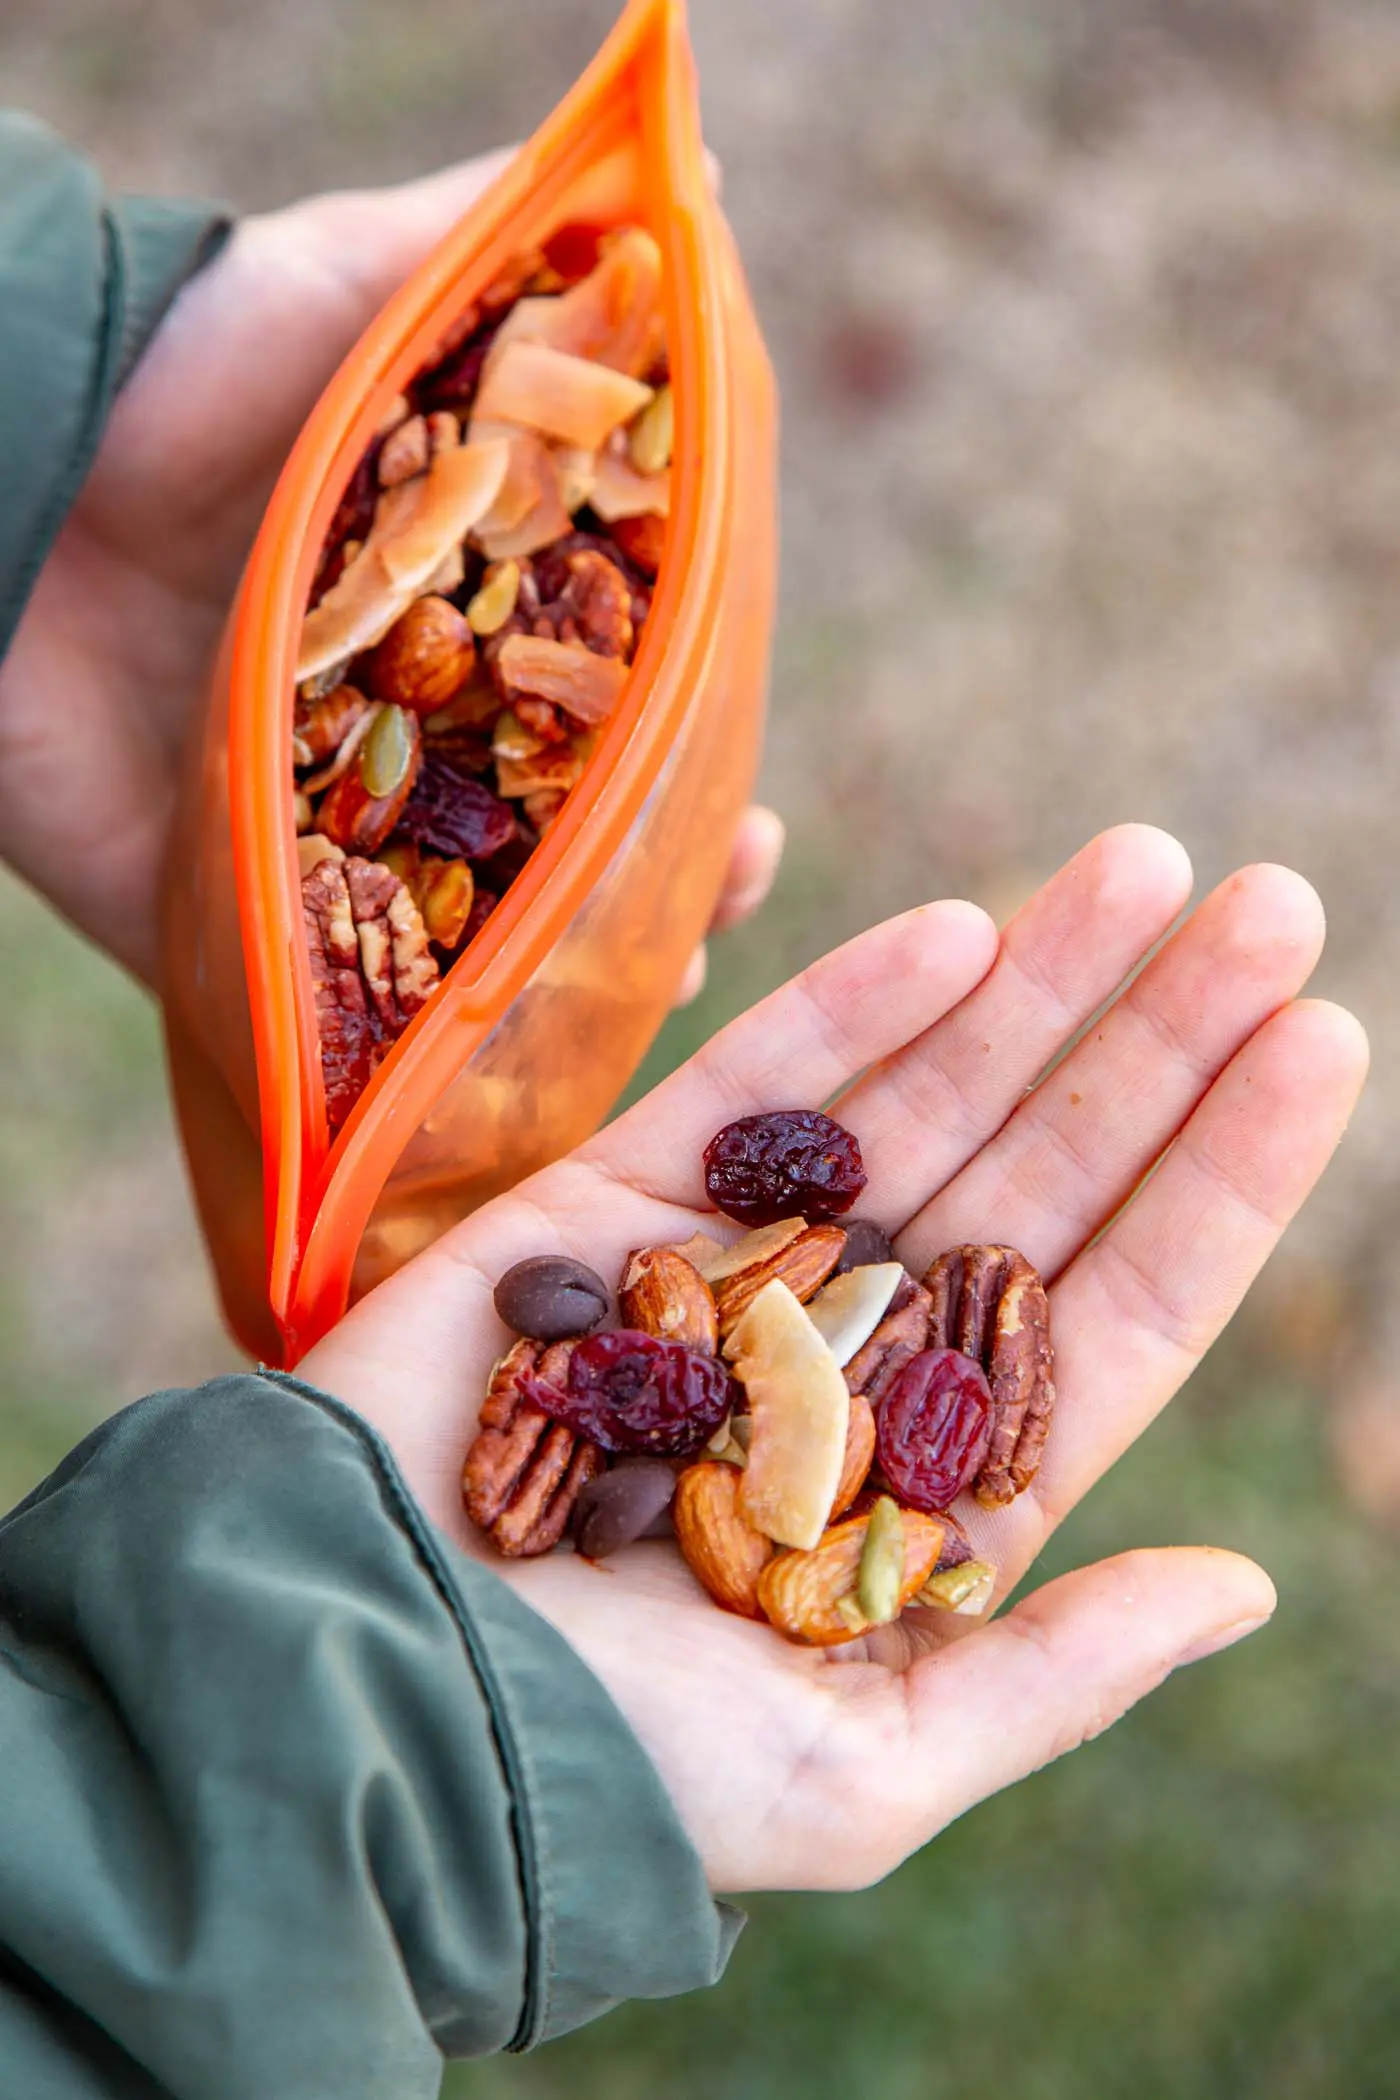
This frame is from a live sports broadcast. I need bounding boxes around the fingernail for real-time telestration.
[1175,1612,1273,1668]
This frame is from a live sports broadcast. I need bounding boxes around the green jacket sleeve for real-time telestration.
[0,1375,739,2098]
[0,111,231,658]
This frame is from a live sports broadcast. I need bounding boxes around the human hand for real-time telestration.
[0,151,780,982]
[300,825,1367,1893]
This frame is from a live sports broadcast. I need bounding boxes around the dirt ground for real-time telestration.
[2,1,1399,2088]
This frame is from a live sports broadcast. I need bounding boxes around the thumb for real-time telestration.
[281,151,519,307]
[897,1547,1275,1849]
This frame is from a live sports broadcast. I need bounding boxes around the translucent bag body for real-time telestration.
[161,0,776,1364]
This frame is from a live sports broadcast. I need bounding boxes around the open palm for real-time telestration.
[300,826,1367,1894]
[0,150,779,984]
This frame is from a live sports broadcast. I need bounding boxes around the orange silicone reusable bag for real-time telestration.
[161,0,776,1367]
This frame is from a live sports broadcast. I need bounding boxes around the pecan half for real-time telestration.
[462,1339,604,1556]
[293,682,374,769]
[302,856,375,1128]
[345,858,439,1039]
[484,545,638,708]
[302,856,440,1128]
[924,1244,1055,1506]
[843,1272,932,1406]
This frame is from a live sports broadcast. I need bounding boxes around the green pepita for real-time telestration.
[467,559,520,637]
[628,383,673,476]
[917,1558,997,1617]
[359,704,414,799]
[491,710,538,762]
[856,1496,906,1626]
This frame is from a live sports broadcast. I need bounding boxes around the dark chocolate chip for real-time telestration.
[573,1458,678,1559]
[494,1255,610,1342]
[832,1218,896,1275]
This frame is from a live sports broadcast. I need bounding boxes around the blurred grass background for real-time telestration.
[3,0,1400,2091]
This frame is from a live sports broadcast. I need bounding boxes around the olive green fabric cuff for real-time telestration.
[0,112,231,660]
[0,1373,736,2097]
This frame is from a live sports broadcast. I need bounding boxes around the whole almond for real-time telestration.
[674,1461,774,1618]
[620,1247,718,1352]
[757,1506,946,1646]
[691,1217,806,1286]
[828,1389,877,1520]
[714,1223,847,1341]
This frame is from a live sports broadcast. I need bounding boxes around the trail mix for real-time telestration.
[461,1109,1056,1646]
[292,226,670,1127]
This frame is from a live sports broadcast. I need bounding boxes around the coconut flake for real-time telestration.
[297,438,509,680]
[475,341,653,451]
[489,228,664,378]
[803,1263,905,1368]
[494,634,628,724]
[590,448,671,521]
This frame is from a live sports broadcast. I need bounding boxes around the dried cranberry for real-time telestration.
[398,754,516,861]
[530,1331,734,1457]
[311,446,378,601]
[875,1350,992,1513]
[462,888,499,945]
[702,1110,867,1226]
[423,724,494,775]
[542,222,606,285]
[414,318,502,412]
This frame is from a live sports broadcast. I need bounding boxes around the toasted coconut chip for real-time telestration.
[552,444,597,516]
[475,340,653,451]
[495,634,629,726]
[495,744,586,799]
[470,423,552,537]
[589,449,671,521]
[475,472,574,562]
[424,542,467,596]
[297,439,509,680]
[490,228,664,378]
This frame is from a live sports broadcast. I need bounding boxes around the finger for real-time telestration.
[1019,999,1369,1534]
[709,806,785,935]
[881,1548,1275,1872]
[898,862,1327,1282]
[276,149,519,308]
[832,826,1193,1229]
[587,899,999,1205]
[918,1001,1367,1587]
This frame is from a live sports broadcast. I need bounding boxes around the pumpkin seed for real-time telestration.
[856,1495,906,1626]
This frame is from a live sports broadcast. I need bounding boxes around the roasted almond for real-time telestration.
[714,1224,847,1341]
[828,1389,877,1520]
[620,1247,718,1353]
[673,1461,774,1619]
[757,1506,945,1647]
[689,1217,807,1286]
